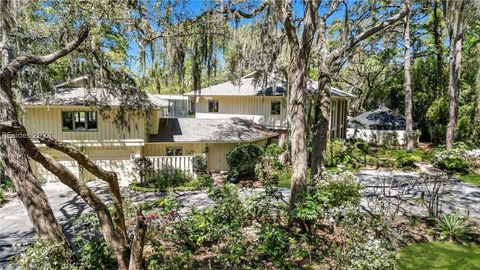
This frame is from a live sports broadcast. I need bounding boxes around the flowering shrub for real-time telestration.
[346,239,397,270]
[433,148,471,174]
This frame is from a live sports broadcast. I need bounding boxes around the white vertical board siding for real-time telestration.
[194,96,287,129]
[23,106,146,146]
[31,146,141,184]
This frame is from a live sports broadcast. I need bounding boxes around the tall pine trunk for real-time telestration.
[473,62,480,141]
[444,0,468,151]
[433,1,444,96]
[403,1,414,152]
[445,36,463,150]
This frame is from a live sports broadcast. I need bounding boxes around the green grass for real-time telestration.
[398,242,480,270]
[375,148,434,162]
[278,169,293,188]
[457,174,480,187]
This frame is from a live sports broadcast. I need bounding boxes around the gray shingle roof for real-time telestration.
[148,117,278,143]
[23,87,168,107]
[184,77,286,97]
[348,106,415,130]
[183,72,354,98]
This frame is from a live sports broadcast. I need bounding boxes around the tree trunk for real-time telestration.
[444,0,468,151]
[0,46,68,247]
[473,62,480,141]
[287,60,308,209]
[445,36,462,151]
[403,1,414,152]
[129,209,147,270]
[433,1,444,97]
[280,0,318,210]
[311,59,331,177]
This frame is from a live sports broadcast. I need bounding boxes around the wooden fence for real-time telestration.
[145,156,195,179]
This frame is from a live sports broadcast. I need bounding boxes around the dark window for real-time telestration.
[271,101,281,115]
[62,112,74,131]
[166,147,182,156]
[87,111,97,130]
[74,112,86,131]
[208,100,219,112]
[189,99,196,115]
[62,111,97,132]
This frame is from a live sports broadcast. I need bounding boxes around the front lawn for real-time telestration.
[398,242,480,270]
[457,174,480,187]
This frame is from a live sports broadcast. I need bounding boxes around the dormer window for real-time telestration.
[208,100,219,112]
[271,101,281,115]
[62,111,98,132]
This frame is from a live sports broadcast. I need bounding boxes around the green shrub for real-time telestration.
[132,157,153,184]
[354,141,369,154]
[74,237,116,270]
[293,172,362,229]
[144,168,192,190]
[226,144,263,177]
[173,208,221,250]
[196,174,213,188]
[315,172,363,208]
[255,155,281,190]
[174,184,245,251]
[395,154,422,168]
[216,232,250,269]
[326,139,348,167]
[435,213,473,242]
[255,226,289,260]
[13,237,75,270]
[264,143,284,157]
[192,155,208,175]
[437,157,470,174]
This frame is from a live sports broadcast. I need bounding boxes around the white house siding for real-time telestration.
[192,96,287,130]
[346,128,416,145]
[23,106,146,146]
[31,146,141,185]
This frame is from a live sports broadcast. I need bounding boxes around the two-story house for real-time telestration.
[23,73,353,183]
[184,72,353,139]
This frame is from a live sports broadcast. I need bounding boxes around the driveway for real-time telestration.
[358,169,480,219]
[1,170,480,268]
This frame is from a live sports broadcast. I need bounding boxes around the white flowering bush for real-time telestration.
[347,239,398,270]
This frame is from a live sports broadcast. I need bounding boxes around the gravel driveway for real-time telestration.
[1,170,479,268]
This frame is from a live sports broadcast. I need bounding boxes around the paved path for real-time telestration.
[358,169,480,219]
[1,170,480,268]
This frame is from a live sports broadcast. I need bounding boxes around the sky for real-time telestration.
[126,1,350,73]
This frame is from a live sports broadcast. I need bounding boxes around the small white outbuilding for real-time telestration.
[346,106,418,145]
